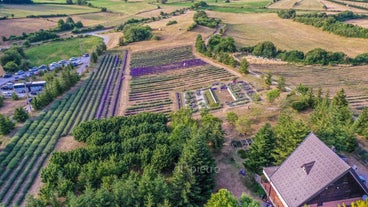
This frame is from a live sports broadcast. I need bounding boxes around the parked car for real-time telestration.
[58,60,68,67]
[2,74,12,78]
[19,74,26,80]
[14,76,19,81]
[2,91,12,97]
[69,57,78,62]
[15,70,25,75]
[82,53,89,57]
[49,62,60,71]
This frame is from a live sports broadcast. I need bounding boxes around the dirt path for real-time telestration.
[116,51,130,116]
[214,123,260,199]
[27,136,86,199]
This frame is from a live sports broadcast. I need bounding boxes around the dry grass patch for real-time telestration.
[321,0,368,12]
[208,11,368,57]
[126,11,214,52]
[61,12,128,27]
[0,18,56,42]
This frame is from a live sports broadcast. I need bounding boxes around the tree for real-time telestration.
[205,189,238,207]
[123,25,152,43]
[277,76,286,92]
[239,58,249,74]
[331,88,348,108]
[226,111,238,126]
[252,41,277,58]
[195,35,207,54]
[0,114,15,135]
[353,108,368,138]
[66,0,73,4]
[266,89,280,103]
[0,95,4,108]
[91,51,98,63]
[14,107,29,123]
[273,112,310,164]
[236,115,253,135]
[244,123,276,174]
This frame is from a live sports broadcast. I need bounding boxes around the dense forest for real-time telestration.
[27,110,225,206]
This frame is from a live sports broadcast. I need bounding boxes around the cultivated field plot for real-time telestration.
[0,53,127,206]
[126,46,236,116]
[210,12,368,57]
[0,18,56,42]
[67,12,129,27]
[330,0,368,10]
[268,0,325,10]
[0,4,99,18]
[251,64,368,111]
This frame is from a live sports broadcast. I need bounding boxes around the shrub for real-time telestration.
[187,23,197,31]
[252,41,277,58]
[166,20,178,26]
[277,9,296,19]
[12,92,19,100]
[0,114,15,135]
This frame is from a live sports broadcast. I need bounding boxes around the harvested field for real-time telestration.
[268,0,325,10]
[0,4,99,18]
[0,18,56,43]
[346,18,368,28]
[67,12,128,27]
[250,63,368,111]
[321,0,368,12]
[209,12,368,57]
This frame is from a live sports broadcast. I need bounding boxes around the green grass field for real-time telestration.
[25,36,102,66]
[0,4,99,18]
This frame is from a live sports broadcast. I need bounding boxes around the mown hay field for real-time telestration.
[268,0,325,10]
[209,12,368,57]
[0,4,99,18]
[0,18,56,41]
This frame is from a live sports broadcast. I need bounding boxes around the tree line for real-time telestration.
[27,109,225,207]
[31,66,80,110]
[0,46,30,73]
[242,88,359,175]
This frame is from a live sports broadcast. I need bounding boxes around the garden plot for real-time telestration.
[126,46,236,116]
[347,95,368,112]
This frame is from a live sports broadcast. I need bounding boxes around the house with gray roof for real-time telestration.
[262,133,368,207]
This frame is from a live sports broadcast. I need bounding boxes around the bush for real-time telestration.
[291,100,309,111]
[187,23,197,31]
[278,50,304,62]
[0,96,4,107]
[193,11,220,28]
[12,92,19,100]
[166,20,178,26]
[14,107,29,123]
[266,89,280,103]
[277,9,296,19]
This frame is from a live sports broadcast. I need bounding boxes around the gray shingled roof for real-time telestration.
[268,133,351,207]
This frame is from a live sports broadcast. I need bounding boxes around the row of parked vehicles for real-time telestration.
[2,54,88,80]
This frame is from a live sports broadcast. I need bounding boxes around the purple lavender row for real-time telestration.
[130,59,207,77]
[96,56,118,119]
[112,50,128,116]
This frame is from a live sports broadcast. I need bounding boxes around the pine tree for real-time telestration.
[239,58,249,74]
[277,76,286,92]
[0,114,15,135]
[353,108,368,138]
[273,112,310,164]
[14,107,29,122]
[244,123,276,174]
[332,88,348,108]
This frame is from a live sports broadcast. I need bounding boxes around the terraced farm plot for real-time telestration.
[0,52,127,207]
[126,46,236,116]
[251,63,368,112]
